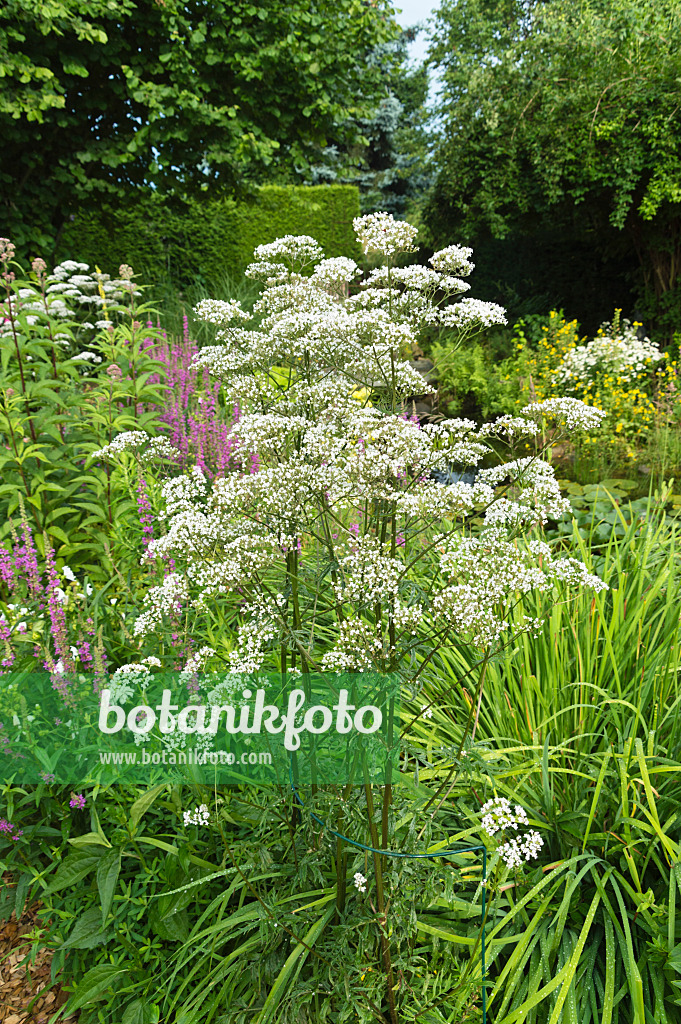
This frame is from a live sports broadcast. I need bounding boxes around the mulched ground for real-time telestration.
[0,882,77,1024]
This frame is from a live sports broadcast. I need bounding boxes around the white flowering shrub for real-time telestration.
[95,213,607,680]
[554,317,664,388]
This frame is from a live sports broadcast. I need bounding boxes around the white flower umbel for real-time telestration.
[93,431,181,464]
[183,804,210,827]
[353,872,367,893]
[353,212,418,259]
[108,663,152,703]
[480,796,529,836]
[429,245,475,277]
[554,319,664,387]
[439,298,507,331]
[194,299,252,326]
[521,398,607,432]
[497,831,544,869]
[313,257,360,289]
[480,797,544,869]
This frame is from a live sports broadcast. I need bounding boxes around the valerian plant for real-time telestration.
[98,214,606,680]
[93,214,608,1022]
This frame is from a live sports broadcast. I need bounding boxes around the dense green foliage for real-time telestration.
[56,185,362,286]
[0,0,396,252]
[426,0,681,336]
[303,31,433,218]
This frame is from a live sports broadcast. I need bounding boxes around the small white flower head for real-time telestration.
[313,256,359,284]
[497,831,544,869]
[244,260,289,283]
[439,298,507,330]
[430,245,475,277]
[252,235,323,269]
[194,299,252,326]
[353,212,418,258]
[480,796,529,836]
[108,663,151,703]
[62,565,77,583]
[480,797,543,869]
[141,655,162,668]
[521,397,607,432]
[72,351,102,363]
[421,705,434,719]
[312,257,360,287]
[183,803,210,827]
[93,430,180,464]
[353,872,367,893]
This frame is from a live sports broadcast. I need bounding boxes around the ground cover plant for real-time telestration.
[0,215,679,1024]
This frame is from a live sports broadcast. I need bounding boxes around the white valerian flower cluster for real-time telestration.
[96,214,606,676]
[93,431,180,464]
[481,797,544,869]
[521,397,607,432]
[71,350,103,363]
[429,244,475,277]
[313,257,360,287]
[554,319,664,387]
[353,212,418,258]
[183,804,210,827]
[480,796,529,835]
[108,663,152,703]
[497,832,544,869]
[194,299,252,325]
[353,872,367,892]
[439,297,507,331]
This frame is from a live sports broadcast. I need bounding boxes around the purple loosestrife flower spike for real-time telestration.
[0,547,14,591]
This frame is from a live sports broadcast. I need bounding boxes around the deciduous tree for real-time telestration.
[427,0,681,334]
[0,0,397,252]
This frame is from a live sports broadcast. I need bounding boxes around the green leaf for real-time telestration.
[256,906,334,1023]
[97,847,122,924]
[65,962,128,1013]
[129,783,167,830]
[46,849,104,893]
[61,906,111,950]
[69,831,111,848]
[123,998,157,1024]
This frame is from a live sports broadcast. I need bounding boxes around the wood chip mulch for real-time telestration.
[0,883,78,1024]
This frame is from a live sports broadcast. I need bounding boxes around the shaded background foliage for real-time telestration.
[424,0,681,339]
[55,185,361,287]
[0,0,397,254]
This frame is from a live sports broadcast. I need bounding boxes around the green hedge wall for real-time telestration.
[56,185,361,284]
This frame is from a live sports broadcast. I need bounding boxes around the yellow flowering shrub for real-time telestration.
[506,311,680,461]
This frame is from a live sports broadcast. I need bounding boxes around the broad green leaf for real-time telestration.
[97,846,122,924]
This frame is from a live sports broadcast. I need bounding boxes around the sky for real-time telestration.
[392,0,439,65]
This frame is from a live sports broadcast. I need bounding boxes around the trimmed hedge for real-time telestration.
[56,185,361,284]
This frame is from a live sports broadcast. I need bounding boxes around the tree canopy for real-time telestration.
[426,0,681,333]
[0,0,398,252]
[303,30,433,218]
